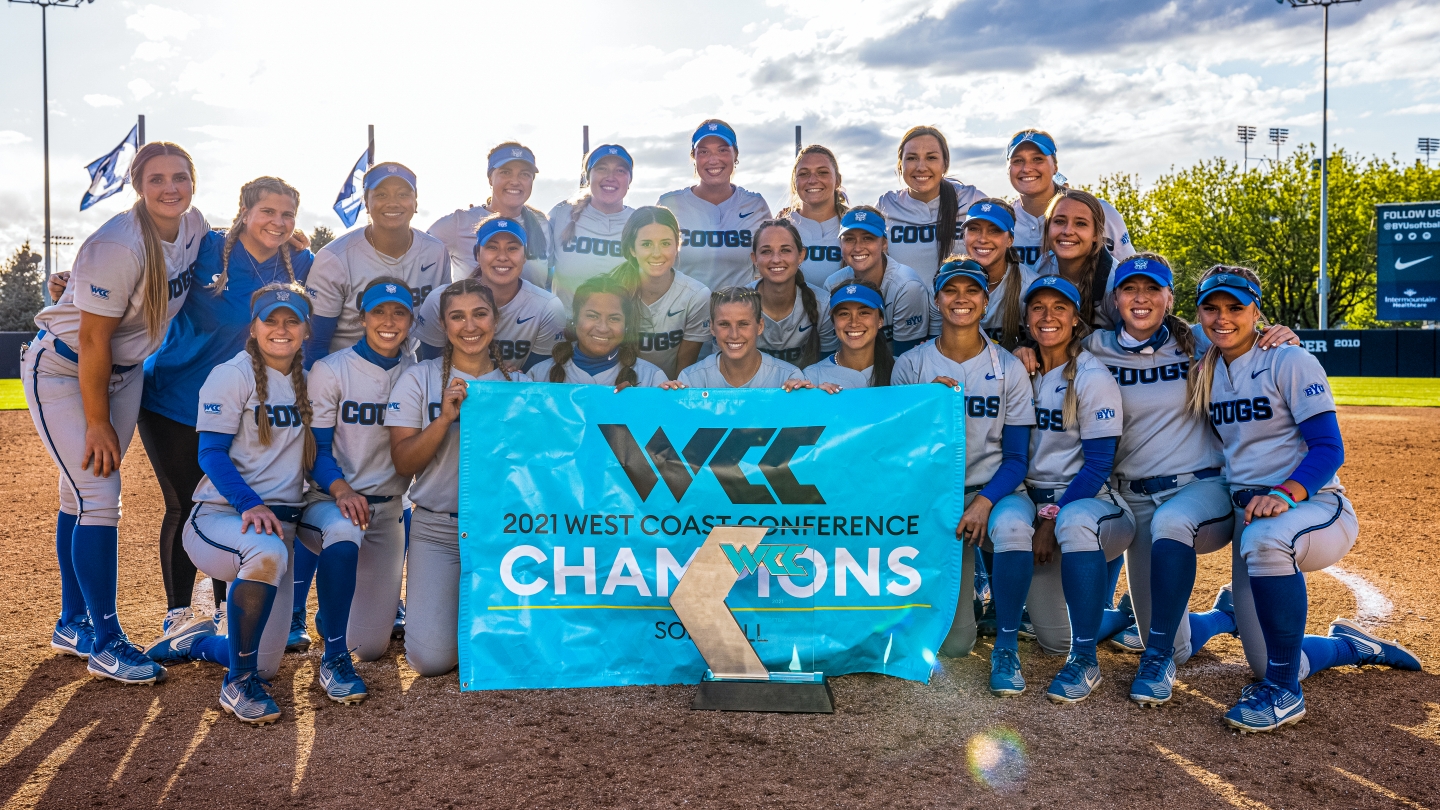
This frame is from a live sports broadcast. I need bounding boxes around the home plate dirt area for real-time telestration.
[0,407,1436,809]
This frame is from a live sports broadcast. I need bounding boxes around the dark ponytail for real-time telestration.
[752,219,821,368]
[897,125,959,267]
[484,141,548,262]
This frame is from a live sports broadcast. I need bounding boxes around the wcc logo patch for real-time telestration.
[599,424,825,505]
[90,284,111,300]
[203,403,222,415]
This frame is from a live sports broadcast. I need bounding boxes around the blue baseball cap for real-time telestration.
[488,145,538,175]
[934,259,990,296]
[364,162,417,192]
[1197,272,1261,307]
[828,283,885,315]
[586,144,633,175]
[964,200,1015,234]
[691,121,737,151]
[839,208,886,239]
[1113,256,1173,289]
[1006,131,1057,161]
[252,287,311,323]
[474,216,527,251]
[1024,275,1082,308]
[360,282,415,314]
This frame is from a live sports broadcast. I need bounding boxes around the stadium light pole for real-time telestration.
[9,0,93,285]
[1420,137,1439,168]
[1279,0,1359,328]
[1269,127,1290,164]
[1237,125,1257,169]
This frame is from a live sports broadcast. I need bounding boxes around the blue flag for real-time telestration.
[333,148,369,227]
[79,124,139,211]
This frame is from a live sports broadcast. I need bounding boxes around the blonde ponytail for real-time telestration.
[129,142,197,339]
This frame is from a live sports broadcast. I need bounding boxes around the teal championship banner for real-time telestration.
[456,383,966,691]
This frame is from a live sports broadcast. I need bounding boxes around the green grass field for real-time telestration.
[1,376,1437,411]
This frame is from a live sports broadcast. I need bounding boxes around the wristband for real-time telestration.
[1269,488,1298,509]
[1273,483,1300,502]
[1037,504,1060,520]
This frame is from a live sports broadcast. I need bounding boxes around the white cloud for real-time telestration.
[0,131,31,147]
[83,94,122,107]
[125,5,199,41]
[128,79,155,101]
[1392,103,1440,116]
[133,41,178,61]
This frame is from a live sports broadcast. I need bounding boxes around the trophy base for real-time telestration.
[692,672,834,714]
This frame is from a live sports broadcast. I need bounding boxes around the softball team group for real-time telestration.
[24,121,1422,733]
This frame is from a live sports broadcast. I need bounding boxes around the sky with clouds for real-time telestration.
[1,0,1437,270]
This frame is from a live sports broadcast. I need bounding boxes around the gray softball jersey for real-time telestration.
[307,346,415,498]
[1026,351,1125,490]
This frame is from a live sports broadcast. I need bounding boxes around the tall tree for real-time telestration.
[0,243,44,332]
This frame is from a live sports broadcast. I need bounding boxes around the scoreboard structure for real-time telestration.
[1376,201,1440,322]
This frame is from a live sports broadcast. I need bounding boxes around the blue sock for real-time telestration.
[1188,609,1237,652]
[1061,550,1107,661]
[1097,607,1131,641]
[225,579,278,683]
[317,542,359,657]
[71,524,121,648]
[1147,539,1197,658]
[1300,634,1359,677]
[191,634,230,667]
[1105,554,1124,605]
[991,551,1033,652]
[1249,572,1307,692]
[292,538,320,616]
[54,511,86,622]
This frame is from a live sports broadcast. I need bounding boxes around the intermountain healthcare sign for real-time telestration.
[456,383,966,691]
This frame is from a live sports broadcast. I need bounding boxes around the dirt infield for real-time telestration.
[1,407,1437,809]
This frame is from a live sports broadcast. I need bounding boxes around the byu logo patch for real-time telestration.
[855,212,867,221]
[510,148,522,158]
[1095,408,1115,420]
[89,284,110,300]
[276,290,290,301]
[607,147,618,155]
[385,284,397,293]
[707,124,718,131]
[498,221,509,228]
[980,203,991,212]
[1304,383,1325,397]
[1135,259,1148,269]
[386,165,397,174]
[203,403,222,415]
[845,285,857,294]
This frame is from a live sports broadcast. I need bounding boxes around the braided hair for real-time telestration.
[484,142,549,263]
[437,278,510,388]
[129,141,197,340]
[244,282,316,468]
[1040,188,1108,325]
[897,125,959,266]
[1186,265,1270,420]
[549,275,640,386]
[214,176,300,296]
[752,219,821,368]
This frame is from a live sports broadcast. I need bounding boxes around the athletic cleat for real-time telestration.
[318,651,368,704]
[286,610,311,652]
[988,648,1026,696]
[51,615,96,659]
[1129,649,1177,706]
[1328,618,1422,671]
[162,606,195,636]
[1106,623,1144,653]
[88,636,167,684]
[220,672,281,725]
[391,601,406,640]
[144,614,216,663]
[213,603,227,636]
[1046,655,1102,704]
[1224,680,1305,733]
[1017,611,1036,641]
[976,601,997,637]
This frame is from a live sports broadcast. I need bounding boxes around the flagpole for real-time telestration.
[367,124,374,168]
[137,114,145,145]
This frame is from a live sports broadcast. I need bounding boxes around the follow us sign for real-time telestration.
[454,382,967,691]
[1377,201,1440,321]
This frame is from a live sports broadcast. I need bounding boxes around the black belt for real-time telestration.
[36,330,137,373]
[365,494,395,505]
[1231,488,1273,509]
[1027,487,1060,505]
[1127,467,1221,496]
[416,504,459,519]
[964,484,984,495]
[270,505,303,523]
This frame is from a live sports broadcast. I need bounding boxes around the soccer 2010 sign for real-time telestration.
[1376,201,1440,321]
[454,382,966,691]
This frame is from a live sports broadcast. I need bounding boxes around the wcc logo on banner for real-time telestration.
[598,424,825,505]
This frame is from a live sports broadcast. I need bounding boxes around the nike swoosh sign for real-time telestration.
[1396,256,1433,271]
[1252,369,1268,379]
[104,612,117,620]
[798,324,812,332]
[1272,700,1301,719]
[667,309,684,318]
[985,373,996,380]
[421,263,436,273]
[517,316,535,324]
[738,212,754,219]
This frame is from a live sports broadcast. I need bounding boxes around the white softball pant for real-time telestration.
[1121,477,1235,664]
[404,506,461,678]
[297,498,407,661]
[1229,490,1358,679]
[940,489,1035,657]
[22,340,143,527]
[181,502,296,680]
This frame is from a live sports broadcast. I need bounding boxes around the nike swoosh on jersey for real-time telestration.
[1396,256,1433,270]
[798,324,813,332]
[1251,369,1269,379]
[1055,385,1067,393]
[186,236,195,249]
[421,263,436,273]
[985,373,996,380]
[517,316,536,324]
[666,308,684,318]
[738,211,755,219]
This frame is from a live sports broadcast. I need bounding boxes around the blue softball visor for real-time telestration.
[474,216,527,251]
[1113,256,1173,289]
[488,145,538,175]
[964,200,1015,234]
[934,259,990,296]
[1006,131,1057,161]
[828,283,885,315]
[691,121,737,151]
[586,144,633,175]
[1024,275,1082,308]
[1197,273,1261,307]
[839,208,886,239]
[364,162,417,192]
[360,282,415,314]
[252,288,311,323]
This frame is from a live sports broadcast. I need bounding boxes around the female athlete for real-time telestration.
[747,219,836,368]
[429,143,550,288]
[530,274,668,387]
[779,145,847,288]
[548,145,635,309]
[607,206,711,379]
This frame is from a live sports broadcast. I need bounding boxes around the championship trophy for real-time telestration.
[669,526,835,713]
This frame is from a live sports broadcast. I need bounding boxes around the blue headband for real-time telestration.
[1024,275,1083,308]
[488,145,538,175]
[1197,273,1261,307]
[586,144,633,175]
[829,283,885,315]
[474,217,527,252]
[964,201,1015,234]
[1006,131,1057,161]
[691,121,737,151]
[1113,256,1173,289]
[934,259,991,296]
[839,208,886,239]
[252,288,310,323]
[364,162,417,192]
[360,282,415,314]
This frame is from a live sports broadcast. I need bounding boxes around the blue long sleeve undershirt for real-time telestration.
[891,338,922,356]
[1058,436,1118,507]
[310,427,345,494]
[303,315,338,369]
[1289,411,1345,497]
[978,424,1030,505]
[197,431,264,514]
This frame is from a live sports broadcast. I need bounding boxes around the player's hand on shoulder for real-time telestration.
[289,229,311,251]
[240,505,284,536]
[782,379,815,393]
[1013,347,1040,375]
[1257,324,1301,350]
